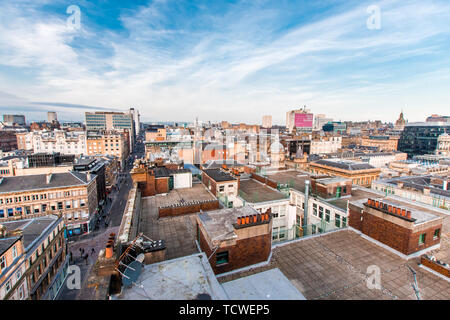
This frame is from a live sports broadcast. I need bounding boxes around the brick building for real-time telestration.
[196,206,272,274]
[348,197,443,257]
[0,131,18,152]
[131,161,192,197]
[202,168,238,198]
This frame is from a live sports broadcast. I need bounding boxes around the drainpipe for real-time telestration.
[303,180,310,235]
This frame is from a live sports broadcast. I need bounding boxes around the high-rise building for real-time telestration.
[262,115,272,128]
[2,115,25,126]
[47,111,57,123]
[314,114,332,131]
[286,107,314,133]
[85,111,135,151]
[129,108,140,136]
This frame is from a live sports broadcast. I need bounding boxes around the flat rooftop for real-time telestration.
[350,197,441,225]
[198,206,260,242]
[155,183,216,208]
[138,184,215,260]
[218,229,450,300]
[266,170,309,193]
[222,268,306,300]
[113,253,228,300]
[239,179,288,203]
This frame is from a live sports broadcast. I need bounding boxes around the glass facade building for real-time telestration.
[398,122,450,158]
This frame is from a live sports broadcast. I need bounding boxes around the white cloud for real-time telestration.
[0,0,449,124]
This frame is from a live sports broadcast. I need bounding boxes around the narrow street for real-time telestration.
[57,136,145,300]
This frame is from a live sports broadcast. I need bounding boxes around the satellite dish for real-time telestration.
[122,260,143,287]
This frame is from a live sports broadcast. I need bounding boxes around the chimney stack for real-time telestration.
[0,224,6,238]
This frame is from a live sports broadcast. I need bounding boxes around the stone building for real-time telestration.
[0,172,98,237]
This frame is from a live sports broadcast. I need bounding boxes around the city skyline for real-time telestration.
[1,0,450,123]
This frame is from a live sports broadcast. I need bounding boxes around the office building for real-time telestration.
[398,122,450,157]
[2,115,25,126]
[262,115,272,129]
[85,111,135,151]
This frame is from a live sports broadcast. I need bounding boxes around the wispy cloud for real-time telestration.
[0,0,450,123]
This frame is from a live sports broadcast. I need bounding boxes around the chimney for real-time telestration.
[87,172,92,182]
[0,224,6,238]
[46,173,52,184]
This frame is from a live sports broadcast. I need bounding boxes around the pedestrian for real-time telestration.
[92,248,95,254]
[85,253,89,265]
[69,251,73,263]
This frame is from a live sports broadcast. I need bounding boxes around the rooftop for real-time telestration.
[2,215,60,249]
[238,179,288,203]
[203,168,236,182]
[138,184,215,260]
[221,268,306,300]
[0,171,93,193]
[198,206,260,243]
[312,159,377,171]
[112,252,228,300]
[349,197,441,225]
[0,236,20,257]
[218,229,450,300]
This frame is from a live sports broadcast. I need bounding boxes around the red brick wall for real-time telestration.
[198,227,272,274]
[349,204,442,255]
[250,173,278,189]
[158,200,220,218]
[202,173,217,194]
[155,177,169,194]
[421,256,450,278]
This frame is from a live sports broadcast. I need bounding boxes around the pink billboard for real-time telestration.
[294,113,313,128]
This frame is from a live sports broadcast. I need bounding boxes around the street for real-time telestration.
[57,135,145,300]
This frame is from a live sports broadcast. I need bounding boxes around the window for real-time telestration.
[342,217,347,227]
[433,229,440,239]
[319,206,323,219]
[419,233,426,245]
[19,284,25,300]
[219,186,225,192]
[216,251,229,265]
[279,206,286,217]
[279,226,286,239]
[335,214,341,228]
[16,269,22,280]
[313,203,317,216]
[312,225,316,234]
[12,245,17,259]
[0,255,6,269]
[5,280,11,293]
[272,227,278,240]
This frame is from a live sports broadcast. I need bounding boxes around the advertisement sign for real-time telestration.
[294,113,313,128]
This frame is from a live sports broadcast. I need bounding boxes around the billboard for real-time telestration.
[294,113,313,128]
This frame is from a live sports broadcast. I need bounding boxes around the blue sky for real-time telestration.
[0,0,449,124]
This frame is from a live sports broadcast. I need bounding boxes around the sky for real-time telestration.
[0,0,449,125]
